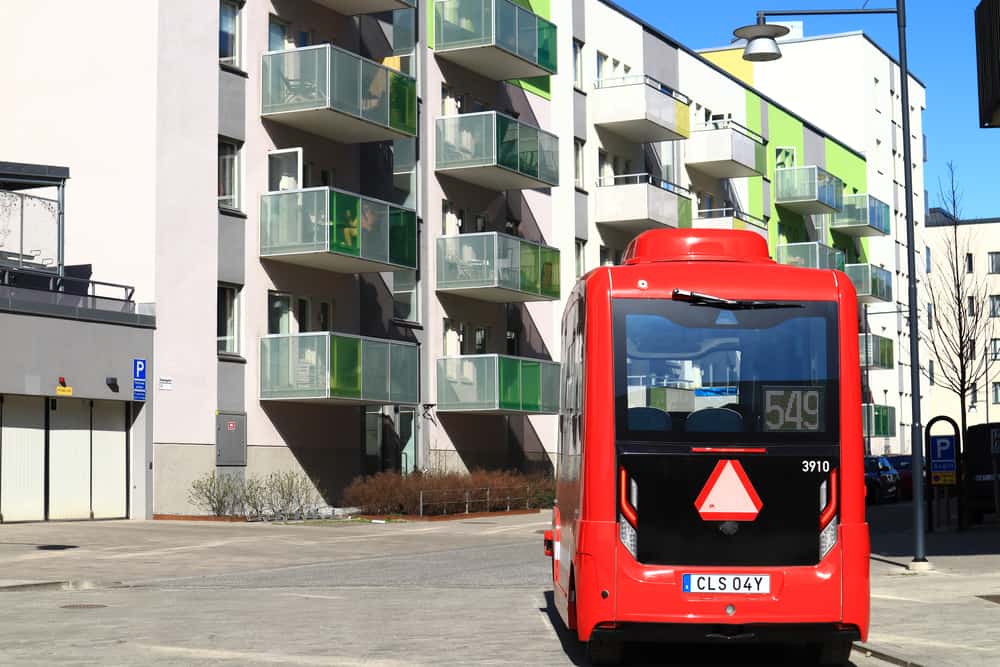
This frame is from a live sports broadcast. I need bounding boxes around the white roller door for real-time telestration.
[0,395,45,522]
[48,398,92,520]
[91,401,127,519]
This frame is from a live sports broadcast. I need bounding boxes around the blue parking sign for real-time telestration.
[133,359,147,401]
[929,435,956,473]
[133,359,146,381]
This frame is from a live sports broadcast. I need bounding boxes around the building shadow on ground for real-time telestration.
[868,501,1000,558]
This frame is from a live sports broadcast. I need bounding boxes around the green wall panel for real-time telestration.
[765,103,806,249]
[745,91,765,221]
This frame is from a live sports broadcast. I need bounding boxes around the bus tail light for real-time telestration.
[619,467,639,557]
[819,468,839,559]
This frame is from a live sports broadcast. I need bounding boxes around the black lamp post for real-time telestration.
[735,1,929,569]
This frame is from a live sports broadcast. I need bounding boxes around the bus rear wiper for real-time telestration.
[672,289,803,310]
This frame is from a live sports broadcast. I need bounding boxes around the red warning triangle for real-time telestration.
[694,460,763,522]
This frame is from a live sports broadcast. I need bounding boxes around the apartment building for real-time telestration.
[0,0,928,517]
[926,208,1000,429]
[702,27,929,455]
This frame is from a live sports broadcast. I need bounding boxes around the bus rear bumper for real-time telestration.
[589,621,861,646]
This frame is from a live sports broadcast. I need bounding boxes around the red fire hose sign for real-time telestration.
[694,460,763,522]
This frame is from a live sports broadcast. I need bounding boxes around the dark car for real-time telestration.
[886,455,913,500]
[864,456,899,504]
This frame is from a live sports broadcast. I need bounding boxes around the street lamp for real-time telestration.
[735,2,931,570]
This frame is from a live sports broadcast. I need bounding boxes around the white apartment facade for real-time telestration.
[0,1,929,518]
[702,28,930,455]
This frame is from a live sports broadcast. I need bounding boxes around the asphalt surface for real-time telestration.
[0,514,892,666]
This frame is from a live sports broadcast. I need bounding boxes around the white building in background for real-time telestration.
[702,28,930,454]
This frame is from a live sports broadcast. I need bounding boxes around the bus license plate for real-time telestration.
[682,574,770,594]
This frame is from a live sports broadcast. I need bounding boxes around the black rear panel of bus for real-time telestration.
[612,299,840,567]
[619,448,837,566]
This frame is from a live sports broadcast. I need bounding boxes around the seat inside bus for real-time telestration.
[684,407,743,432]
[627,407,673,431]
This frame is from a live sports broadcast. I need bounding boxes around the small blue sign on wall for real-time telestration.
[133,358,147,401]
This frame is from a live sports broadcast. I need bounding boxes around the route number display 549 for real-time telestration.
[763,386,826,433]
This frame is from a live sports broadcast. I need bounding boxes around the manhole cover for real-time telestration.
[60,604,106,610]
[977,595,1000,605]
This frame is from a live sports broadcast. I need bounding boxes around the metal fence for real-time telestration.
[418,485,535,516]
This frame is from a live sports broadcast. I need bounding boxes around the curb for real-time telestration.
[359,508,542,522]
[855,642,928,667]
[0,581,69,592]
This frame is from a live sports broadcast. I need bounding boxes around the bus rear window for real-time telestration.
[613,298,839,444]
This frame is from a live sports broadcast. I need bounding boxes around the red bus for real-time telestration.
[544,229,869,665]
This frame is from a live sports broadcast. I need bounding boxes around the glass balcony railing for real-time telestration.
[830,193,891,236]
[260,332,418,404]
[261,44,417,140]
[592,75,690,142]
[436,232,559,302]
[863,403,896,438]
[860,333,894,370]
[260,187,417,272]
[776,242,845,271]
[846,263,892,303]
[436,354,560,413]
[687,119,766,177]
[775,166,844,214]
[593,173,692,231]
[436,112,559,190]
[694,207,767,230]
[434,0,557,79]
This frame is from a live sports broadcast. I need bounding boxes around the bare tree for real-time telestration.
[924,162,995,451]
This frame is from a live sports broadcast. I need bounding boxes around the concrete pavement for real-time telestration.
[0,514,892,666]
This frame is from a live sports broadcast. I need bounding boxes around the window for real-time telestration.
[775,147,796,169]
[925,247,931,274]
[268,292,292,334]
[219,1,240,67]
[296,298,311,332]
[971,382,978,404]
[575,239,586,278]
[928,359,935,385]
[218,139,240,210]
[992,338,1000,361]
[966,253,974,273]
[268,16,293,51]
[217,284,241,354]
[927,303,933,330]
[969,295,977,318]
[968,338,976,361]
[573,40,584,89]
[993,382,1000,405]
[392,270,419,323]
[574,139,585,189]
[992,295,1000,318]
[990,252,1000,274]
[318,301,333,331]
[596,51,608,81]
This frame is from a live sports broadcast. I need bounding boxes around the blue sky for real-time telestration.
[613,0,995,219]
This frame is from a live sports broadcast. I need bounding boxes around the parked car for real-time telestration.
[864,456,900,504]
[886,455,913,500]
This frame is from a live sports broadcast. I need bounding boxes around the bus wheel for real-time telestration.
[813,638,853,665]
[587,638,623,665]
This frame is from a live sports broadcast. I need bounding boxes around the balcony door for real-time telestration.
[268,148,302,192]
[363,407,417,476]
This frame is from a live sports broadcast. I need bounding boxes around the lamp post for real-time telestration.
[736,1,930,569]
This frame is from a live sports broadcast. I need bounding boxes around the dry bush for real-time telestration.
[342,470,555,516]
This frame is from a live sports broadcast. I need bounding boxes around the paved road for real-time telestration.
[0,514,890,666]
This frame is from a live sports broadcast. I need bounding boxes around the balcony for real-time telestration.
[433,0,557,80]
[436,355,560,414]
[863,404,896,438]
[260,332,418,405]
[830,194,891,237]
[436,112,558,190]
[860,333,894,370]
[592,75,690,143]
[436,232,559,302]
[686,120,766,178]
[776,242,845,270]
[261,44,417,143]
[310,0,413,14]
[593,174,692,233]
[260,188,417,274]
[846,263,893,303]
[693,208,767,239]
[774,166,844,215]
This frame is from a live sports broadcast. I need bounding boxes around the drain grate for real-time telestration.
[60,604,107,610]
[978,595,1000,605]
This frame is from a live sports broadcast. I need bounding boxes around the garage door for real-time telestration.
[0,395,45,522]
[91,400,127,519]
[48,397,92,520]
